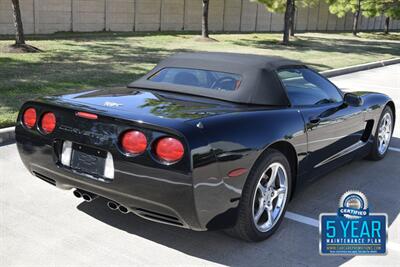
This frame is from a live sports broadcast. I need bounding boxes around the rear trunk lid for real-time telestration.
[38,87,246,127]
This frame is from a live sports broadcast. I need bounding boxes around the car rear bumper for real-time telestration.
[16,133,205,231]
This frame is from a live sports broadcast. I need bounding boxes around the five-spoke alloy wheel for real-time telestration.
[377,112,392,155]
[227,149,291,242]
[368,106,394,160]
[252,162,288,232]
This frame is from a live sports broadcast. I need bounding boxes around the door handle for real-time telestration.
[309,117,321,124]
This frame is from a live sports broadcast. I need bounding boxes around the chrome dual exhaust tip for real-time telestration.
[73,189,98,202]
[107,201,129,214]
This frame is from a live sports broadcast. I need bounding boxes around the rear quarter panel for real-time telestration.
[188,108,307,229]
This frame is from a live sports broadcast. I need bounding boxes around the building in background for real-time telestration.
[0,0,399,35]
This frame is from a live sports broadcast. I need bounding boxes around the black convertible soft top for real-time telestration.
[128,52,303,106]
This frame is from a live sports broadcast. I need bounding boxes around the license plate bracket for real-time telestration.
[70,143,107,177]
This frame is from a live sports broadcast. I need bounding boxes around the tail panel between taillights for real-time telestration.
[16,101,192,175]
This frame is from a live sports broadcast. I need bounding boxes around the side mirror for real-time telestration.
[344,93,363,107]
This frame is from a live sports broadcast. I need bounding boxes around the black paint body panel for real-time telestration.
[15,87,394,230]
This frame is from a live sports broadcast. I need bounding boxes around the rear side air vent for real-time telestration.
[134,208,184,226]
[33,171,56,186]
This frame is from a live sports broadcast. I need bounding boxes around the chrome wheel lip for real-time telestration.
[378,112,392,155]
[252,162,288,233]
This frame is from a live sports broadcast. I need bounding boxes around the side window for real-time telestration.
[277,67,342,106]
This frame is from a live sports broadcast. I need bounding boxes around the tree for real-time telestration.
[202,0,210,38]
[11,0,25,45]
[363,0,400,34]
[282,0,294,44]
[290,0,296,36]
[9,0,40,52]
[256,0,290,44]
[255,0,317,43]
[326,0,364,36]
[384,16,390,33]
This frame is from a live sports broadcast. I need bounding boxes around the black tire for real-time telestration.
[367,106,394,161]
[226,149,292,242]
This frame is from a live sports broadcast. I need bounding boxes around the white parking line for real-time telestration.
[389,147,400,153]
[284,211,319,228]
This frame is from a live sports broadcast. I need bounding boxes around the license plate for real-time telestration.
[70,143,107,177]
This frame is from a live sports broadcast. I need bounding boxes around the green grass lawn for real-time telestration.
[0,31,399,128]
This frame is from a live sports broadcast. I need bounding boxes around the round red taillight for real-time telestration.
[41,112,56,134]
[121,130,147,154]
[23,108,37,128]
[155,137,184,163]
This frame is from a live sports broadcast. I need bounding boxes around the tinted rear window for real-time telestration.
[148,67,241,91]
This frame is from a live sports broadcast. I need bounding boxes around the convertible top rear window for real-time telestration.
[148,67,241,91]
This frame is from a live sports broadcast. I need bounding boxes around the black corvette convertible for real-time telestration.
[16,52,395,241]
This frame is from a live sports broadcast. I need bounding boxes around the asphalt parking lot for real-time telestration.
[1,65,399,266]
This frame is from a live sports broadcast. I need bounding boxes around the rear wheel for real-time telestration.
[227,149,291,242]
[368,106,394,160]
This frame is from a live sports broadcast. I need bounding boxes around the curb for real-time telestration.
[0,57,399,146]
[0,126,15,146]
[321,57,400,78]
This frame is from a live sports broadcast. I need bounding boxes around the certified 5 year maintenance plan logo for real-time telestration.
[319,191,388,255]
